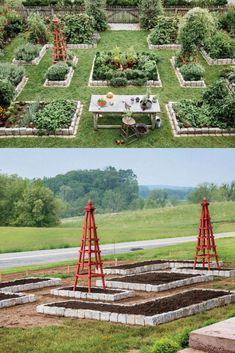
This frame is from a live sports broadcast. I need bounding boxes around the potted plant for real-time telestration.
[140,88,152,110]
[97,98,107,107]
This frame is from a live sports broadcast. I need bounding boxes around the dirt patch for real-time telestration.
[63,287,124,294]
[110,272,199,285]
[105,259,195,269]
[0,293,20,300]
[48,290,229,316]
[0,278,51,289]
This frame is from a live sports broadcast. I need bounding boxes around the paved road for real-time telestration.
[0,232,234,269]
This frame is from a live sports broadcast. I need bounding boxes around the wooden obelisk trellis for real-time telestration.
[73,200,106,293]
[193,197,220,270]
[52,16,67,64]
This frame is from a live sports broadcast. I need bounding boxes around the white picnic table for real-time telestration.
[89,95,161,130]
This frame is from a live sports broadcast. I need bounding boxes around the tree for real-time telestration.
[139,0,163,30]
[85,0,108,32]
[144,190,168,209]
[177,7,216,63]
[14,181,62,227]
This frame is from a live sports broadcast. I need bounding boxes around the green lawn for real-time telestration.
[1,238,235,353]
[1,30,235,147]
[0,201,234,253]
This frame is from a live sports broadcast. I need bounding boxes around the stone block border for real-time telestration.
[0,293,36,308]
[88,56,162,87]
[44,56,78,87]
[166,101,235,137]
[12,44,48,65]
[0,101,83,138]
[103,262,169,275]
[14,76,28,99]
[36,289,235,326]
[172,267,235,278]
[0,277,62,293]
[147,37,181,50]
[96,273,213,292]
[103,260,223,275]
[67,43,97,49]
[170,57,206,88]
[51,286,135,302]
[201,48,235,65]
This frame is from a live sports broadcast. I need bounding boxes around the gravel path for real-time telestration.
[109,23,140,31]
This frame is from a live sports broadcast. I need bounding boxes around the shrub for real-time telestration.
[202,79,228,105]
[0,63,25,86]
[34,100,76,132]
[178,7,216,63]
[14,43,40,62]
[46,62,69,81]
[85,0,108,32]
[149,16,179,45]
[139,0,163,29]
[219,7,235,35]
[215,95,235,128]
[180,63,205,81]
[151,338,180,353]
[27,13,49,45]
[204,31,235,59]
[64,14,95,44]
[110,76,128,86]
[0,79,15,106]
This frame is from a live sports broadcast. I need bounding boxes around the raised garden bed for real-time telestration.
[170,57,206,88]
[96,271,213,292]
[147,36,180,50]
[0,100,82,137]
[104,260,223,275]
[167,101,235,137]
[44,56,78,87]
[37,289,235,326]
[12,44,48,65]
[0,292,36,308]
[51,286,135,301]
[201,48,235,65]
[0,277,61,293]
[89,50,162,87]
[173,267,235,278]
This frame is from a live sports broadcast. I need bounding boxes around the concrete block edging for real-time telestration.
[0,292,36,309]
[0,277,62,293]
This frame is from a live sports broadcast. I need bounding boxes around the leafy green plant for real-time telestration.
[46,62,69,81]
[34,100,76,132]
[177,7,216,63]
[85,0,108,32]
[0,63,25,86]
[20,101,40,127]
[14,43,41,62]
[27,13,49,45]
[219,7,235,35]
[180,63,205,81]
[110,76,128,86]
[139,0,163,29]
[64,14,95,44]
[0,79,15,107]
[176,327,192,348]
[204,31,235,59]
[202,79,228,105]
[151,338,180,353]
[149,16,179,45]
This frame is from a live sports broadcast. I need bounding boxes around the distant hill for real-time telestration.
[139,185,195,200]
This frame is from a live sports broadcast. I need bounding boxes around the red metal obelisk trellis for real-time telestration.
[193,197,220,270]
[52,16,67,64]
[73,200,106,293]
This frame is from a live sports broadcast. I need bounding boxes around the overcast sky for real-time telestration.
[0,149,234,186]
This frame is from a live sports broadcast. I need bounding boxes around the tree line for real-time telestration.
[0,169,234,227]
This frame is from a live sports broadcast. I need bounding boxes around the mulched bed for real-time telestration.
[179,267,234,270]
[105,260,195,269]
[0,278,49,289]
[109,272,199,285]
[62,287,124,294]
[0,293,20,300]
[48,290,229,316]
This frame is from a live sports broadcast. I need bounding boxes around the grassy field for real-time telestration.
[0,238,235,353]
[0,202,235,253]
[0,30,235,147]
